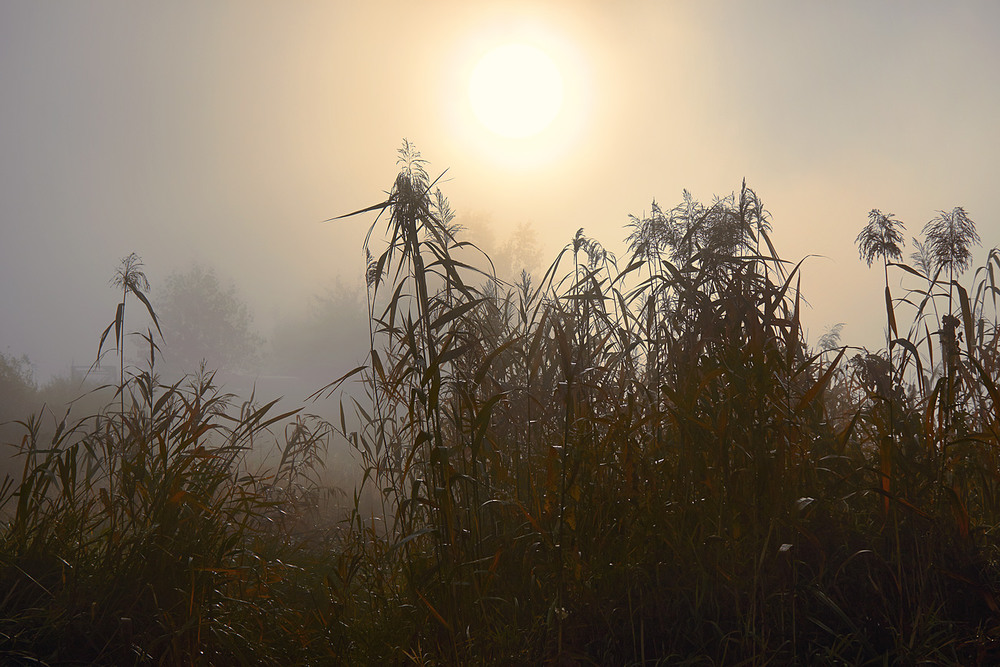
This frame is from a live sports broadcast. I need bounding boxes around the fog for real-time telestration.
[2,0,998,391]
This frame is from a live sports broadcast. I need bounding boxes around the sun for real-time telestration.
[469,43,565,139]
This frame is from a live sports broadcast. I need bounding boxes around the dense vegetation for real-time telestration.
[3,143,1000,664]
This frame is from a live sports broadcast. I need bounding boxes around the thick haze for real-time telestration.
[2,1,998,383]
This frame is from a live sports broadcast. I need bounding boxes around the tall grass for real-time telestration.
[0,338,342,664]
[324,145,1000,664]
[3,144,1000,664]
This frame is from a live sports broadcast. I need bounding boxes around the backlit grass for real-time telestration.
[2,143,999,664]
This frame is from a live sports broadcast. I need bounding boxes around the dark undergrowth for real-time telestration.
[3,143,1000,665]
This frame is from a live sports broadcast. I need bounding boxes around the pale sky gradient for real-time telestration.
[2,1,998,381]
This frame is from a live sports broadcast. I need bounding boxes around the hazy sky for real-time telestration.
[2,1,998,381]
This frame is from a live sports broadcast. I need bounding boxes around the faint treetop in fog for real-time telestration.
[0,350,36,421]
[268,282,370,384]
[157,265,263,376]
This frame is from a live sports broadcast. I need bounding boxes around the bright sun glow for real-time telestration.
[469,43,564,139]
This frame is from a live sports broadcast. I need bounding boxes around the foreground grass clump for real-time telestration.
[323,144,1000,664]
[0,365,346,664]
[3,143,1000,664]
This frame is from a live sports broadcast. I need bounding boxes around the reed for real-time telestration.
[326,145,1000,663]
[2,144,999,663]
